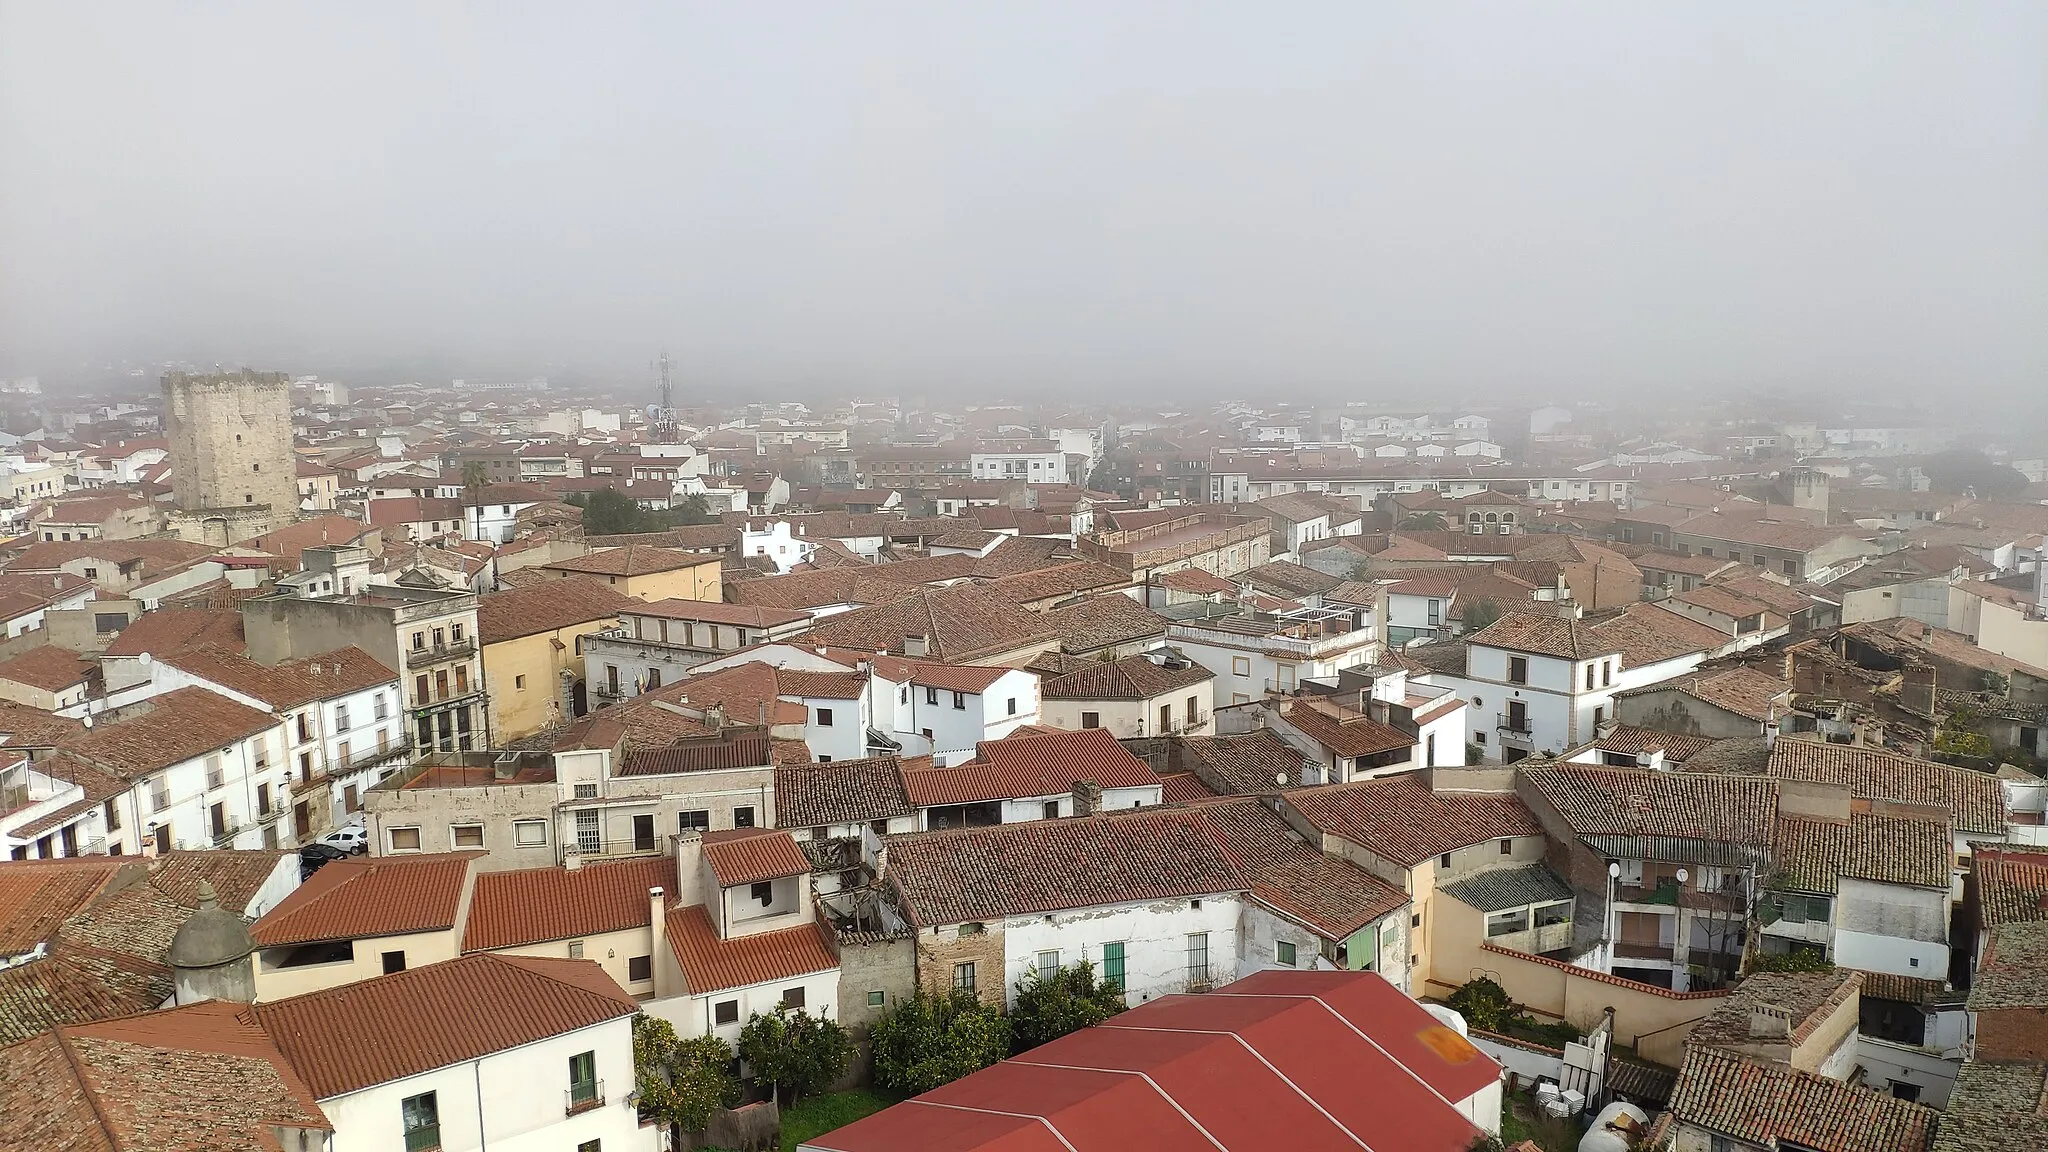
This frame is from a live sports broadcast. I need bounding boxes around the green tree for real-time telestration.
[1462,598,1504,633]
[669,493,716,525]
[1009,961,1127,1054]
[1922,449,2029,500]
[579,487,652,534]
[871,989,1010,1096]
[1445,976,1523,1033]
[737,1005,852,1107]
[1747,946,1833,973]
[632,1014,740,1145]
[1399,511,1449,532]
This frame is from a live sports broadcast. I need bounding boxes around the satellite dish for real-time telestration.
[137,652,152,666]
[1275,772,1288,786]
[80,714,93,729]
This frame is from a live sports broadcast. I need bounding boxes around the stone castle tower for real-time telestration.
[163,370,299,545]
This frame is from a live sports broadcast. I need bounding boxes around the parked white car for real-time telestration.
[319,822,368,855]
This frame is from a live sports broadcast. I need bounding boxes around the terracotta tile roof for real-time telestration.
[1590,602,1732,664]
[1586,725,1718,763]
[1686,969,1863,1050]
[461,856,671,951]
[1852,970,1948,1006]
[644,662,810,726]
[250,853,475,946]
[867,657,1014,694]
[0,645,91,692]
[545,544,716,577]
[1284,774,1542,867]
[1971,846,2048,929]
[254,953,638,1098]
[100,608,245,658]
[1669,1047,1936,1152]
[887,807,1249,926]
[626,598,812,627]
[1041,593,1170,654]
[1968,921,2048,1011]
[701,828,811,887]
[1468,611,1612,660]
[1159,772,1219,804]
[1154,568,1237,595]
[1933,1059,2048,1152]
[1281,698,1415,758]
[0,859,127,955]
[475,576,633,643]
[1767,738,2006,835]
[1773,811,1953,894]
[1520,763,1776,851]
[1175,731,1314,792]
[0,853,291,1046]
[775,669,868,699]
[1039,649,1214,701]
[1194,798,1407,940]
[1239,560,1343,598]
[727,568,926,611]
[62,686,278,780]
[618,728,776,775]
[0,1001,332,1151]
[1616,665,1790,722]
[9,539,214,579]
[775,756,916,828]
[983,561,1134,605]
[903,728,1160,807]
[158,645,396,710]
[802,583,1060,662]
[665,902,838,994]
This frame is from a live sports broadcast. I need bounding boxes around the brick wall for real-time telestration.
[915,922,1006,1006]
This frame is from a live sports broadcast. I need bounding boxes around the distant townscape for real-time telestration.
[0,372,2043,1152]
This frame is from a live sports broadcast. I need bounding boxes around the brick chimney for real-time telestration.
[1071,779,1102,817]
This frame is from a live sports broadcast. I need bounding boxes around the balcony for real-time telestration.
[565,1079,605,1117]
[402,1125,441,1152]
[1496,713,1533,735]
[1167,710,1210,735]
[404,639,476,669]
[210,819,243,847]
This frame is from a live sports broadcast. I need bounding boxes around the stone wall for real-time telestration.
[163,371,298,530]
[914,921,1006,1006]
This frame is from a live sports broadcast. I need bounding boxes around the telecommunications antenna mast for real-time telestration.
[653,351,681,444]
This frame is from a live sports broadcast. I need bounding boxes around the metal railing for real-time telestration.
[1496,713,1533,735]
[565,1079,605,1116]
[402,1124,441,1152]
[340,739,414,776]
[1168,711,1211,734]
[404,639,476,669]
[210,820,243,847]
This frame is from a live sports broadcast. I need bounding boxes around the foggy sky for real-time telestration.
[2,2,2044,401]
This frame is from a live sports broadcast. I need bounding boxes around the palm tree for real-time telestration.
[461,460,490,541]
[1398,510,1449,532]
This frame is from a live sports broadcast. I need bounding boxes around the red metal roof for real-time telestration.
[700,829,811,888]
[800,969,1494,1152]
[665,903,838,995]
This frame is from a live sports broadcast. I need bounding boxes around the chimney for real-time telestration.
[1748,1006,1791,1041]
[563,846,582,871]
[707,702,726,730]
[1071,779,1101,817]
[903,634,929,658]
[647,886,667,994]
